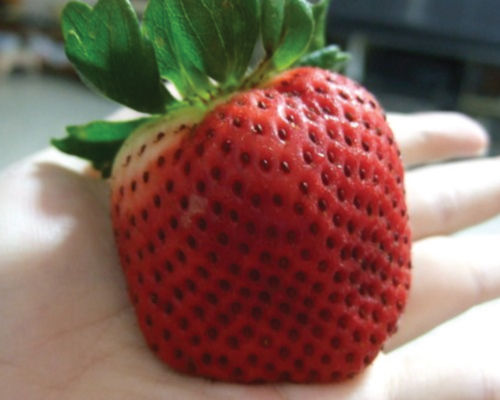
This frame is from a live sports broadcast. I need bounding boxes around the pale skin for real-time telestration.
[1,111,499,400]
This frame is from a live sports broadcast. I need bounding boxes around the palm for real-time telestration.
[2,112,500,400]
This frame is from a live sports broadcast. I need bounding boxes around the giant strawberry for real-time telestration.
[54,0,411,384]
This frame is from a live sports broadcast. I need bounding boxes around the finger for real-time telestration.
[385,235,500,351]
[388,112,489,167]
[406,156,500,240]
[385,298,500,400]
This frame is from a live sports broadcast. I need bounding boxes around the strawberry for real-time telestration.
[54,0,411,384]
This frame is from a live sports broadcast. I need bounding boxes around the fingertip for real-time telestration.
[396,112,491,167]
[445,112,490,156]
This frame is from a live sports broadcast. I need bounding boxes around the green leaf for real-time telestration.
[262,0,314,71]
[143,0,214,98]
[261,0,285,55]
[52,117,157,177]
[307,0,332,53]
[296,45,349,71]
[145,0,260,92]
[62,0,174,114]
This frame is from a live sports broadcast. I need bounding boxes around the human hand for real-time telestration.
[1,111,499,400]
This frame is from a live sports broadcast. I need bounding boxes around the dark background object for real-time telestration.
[328,0,500,65]
[327,0,500,155]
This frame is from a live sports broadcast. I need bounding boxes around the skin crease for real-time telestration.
[0,111,499,400]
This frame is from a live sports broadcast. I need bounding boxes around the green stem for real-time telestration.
[242,56,276,89]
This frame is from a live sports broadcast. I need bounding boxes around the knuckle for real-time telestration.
[433,189,459,227]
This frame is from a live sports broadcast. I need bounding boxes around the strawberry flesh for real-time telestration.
[111,67,411,383]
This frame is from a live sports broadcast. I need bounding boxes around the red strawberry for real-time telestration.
[55,0,411,384]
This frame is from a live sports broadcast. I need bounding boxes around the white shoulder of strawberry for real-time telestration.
[52,0,347,177]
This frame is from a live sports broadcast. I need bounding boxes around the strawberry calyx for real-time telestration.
[53,0,348,177]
